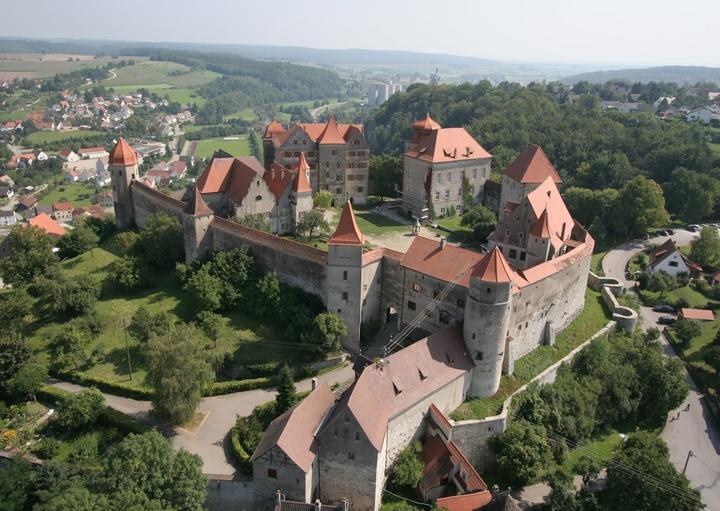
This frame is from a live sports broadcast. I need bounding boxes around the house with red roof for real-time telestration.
[78,146,109,160]
[648,239,702,277]
[498,144,562,222]
[194,150,313,234]
[58,148,80,162]
[29,213,66,238]
[52,201,74,223]
[402,114,492,219]
[262,116,369,205]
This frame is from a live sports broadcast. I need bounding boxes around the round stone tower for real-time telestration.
[463,247,514,398]
[108,137,139,229]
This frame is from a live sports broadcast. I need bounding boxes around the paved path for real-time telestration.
[603,229,720,510]
[50,364,355,477]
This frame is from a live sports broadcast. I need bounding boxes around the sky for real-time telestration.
[2,0,718,67]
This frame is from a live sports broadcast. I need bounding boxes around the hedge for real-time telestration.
[229,427,253,475]
[203,378,270,396]
[49,370,153,400]
[37,385,149,434]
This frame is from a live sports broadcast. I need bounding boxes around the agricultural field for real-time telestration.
[194,135,251,158]
[106,60,219,87]
[0,53,117,80]
[25,129,106,145]
[110,84,207,106]
[223,108,258,122]
[37,182,101,207]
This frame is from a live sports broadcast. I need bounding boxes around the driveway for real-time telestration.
[603,230,720,509]
[51,363,355,478]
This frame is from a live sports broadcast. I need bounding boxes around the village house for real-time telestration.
[7,153,37,169]
[402,114,492,219]
[95,191,114,208]
[647,239,702,277]
[59,148,80,162]
[29,212,66,237]
[17,195,38,210]
[78,146,109,160]
[52,201,74,223]
[0,185,14,199]
[0,210,17,226]
[687,106,720,124]
[0,175,15,188]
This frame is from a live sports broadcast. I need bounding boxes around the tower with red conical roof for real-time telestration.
[463,247,514,397]
[291,152,313,226]
[109,137,138,229]
[327,201,365,351]
[181,185,214,263]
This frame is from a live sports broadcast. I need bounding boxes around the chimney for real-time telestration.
[276,490,283,504]
[440,237,447,250]
[342,498,349,511]
[311,377,318,391]
[315,499,322,511]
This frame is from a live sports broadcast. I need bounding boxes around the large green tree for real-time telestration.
[605,432,702,511]
[612,176,670,238]
[133,213,184,270]
[57,388,105,430]
[308,312,348,351]
[368,154,402,199]
[147,324,212,425]
[0,287,33,330]
[58,225,100,259]
[461,205,497,242]
[275,364,298,414]
[296,209,329,240]
[489,421,554,486]
[663,168,720,222]
[0,225,58,285]
[690,226,720,271]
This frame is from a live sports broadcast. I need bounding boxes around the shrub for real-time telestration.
[69,433,99,462]
[56,388,105,430]
[32,437,60,459]
[202,378,270,396]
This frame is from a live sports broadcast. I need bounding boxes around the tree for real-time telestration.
[308,312,347,351]
[58,225,99,258]
[6,361,48,401]
[605,432,702,511]
[207,247,257,307]
[573,455,602,486]
[184,264,223,314]
[102,431,206,511]
[50,328,90,370]
[0,287,33,330]
[236,213,271,232]
[0,338,31,394]
[133,213,184,270]
[0,225,58,285]
[296,209,329,240]
[663,168,719,222]
[707,345,720,373]
[461,205,497,242]
[57,388,105,430]
[648,271,678,299]
[313,190,333,209]
[690,226,720,271]
[674,319,702,346]
[391,441,423,490]
[127,307,174,343]
[0,456,37,511]
[254,272,281,319]
[612,176,670,239]
[34,479,106,511]
[147,324,212,425]
[368,154,402,199]
[196,311,222,346]
[275,364,298,414]
[489,421,553,486]
[45,274,101,317]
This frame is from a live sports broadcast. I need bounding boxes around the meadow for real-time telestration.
[26,129,106,145]
[194,135,251,158]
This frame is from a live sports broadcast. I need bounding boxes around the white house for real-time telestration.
[687,107,720,125]
[0,210,17,226]
[648,239,702,277]
[59,148,80,162]
[78,147,109,159]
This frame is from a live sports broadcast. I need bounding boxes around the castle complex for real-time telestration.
[108,115,594,511]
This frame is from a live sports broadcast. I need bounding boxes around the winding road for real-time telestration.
[603,229,720,510]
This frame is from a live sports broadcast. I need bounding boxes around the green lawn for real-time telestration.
[109,84,207,107]
[710,142,720,157]
[669,313,720,396]
[38,183,100,207]
[107,60,220,88]
[326,207,409,237]
[194,135,251,158]
[25,237,305,393]
[451,287,611,420]
[591,251,606,275]
[26,130,106,145]
[641,284,713,308]
[562,430,623,472]
[223,108,257,122]
[0,54,117,79]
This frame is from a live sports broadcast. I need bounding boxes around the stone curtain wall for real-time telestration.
[210,217,327,299]
[130,181,185,227]
[587,272,638,333]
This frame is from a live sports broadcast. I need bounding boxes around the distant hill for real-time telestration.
[560,66,720,85]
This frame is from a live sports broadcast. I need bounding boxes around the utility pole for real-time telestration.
[122,318,133,381]
[682,450,694,475]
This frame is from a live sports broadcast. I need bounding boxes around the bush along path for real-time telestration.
[48,362,355,476]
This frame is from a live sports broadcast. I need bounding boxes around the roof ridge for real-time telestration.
[317,116,346,144]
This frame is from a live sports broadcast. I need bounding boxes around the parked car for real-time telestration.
[667,229,675,235]
[688,224,700,232]
[641,234,650,240]
[657,316,676,325]
[653,304,675,314]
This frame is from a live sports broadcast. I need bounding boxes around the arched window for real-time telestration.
[255,195,262,201]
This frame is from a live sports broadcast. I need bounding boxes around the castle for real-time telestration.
[108,116,594,511]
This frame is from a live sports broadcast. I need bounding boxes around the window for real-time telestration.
[334,428,338,436]
[445,190,450,199]
[343,271,347,281]
[669,261,679,267]
[118,169,123,176]
[255,195,262,201]
[342,292,348,301]
[408,300,416,310]
[435,192,440,199]
[440,208,446,214]
[358,187,364,192]
[509,249,517,259]
[447,172,452,182]
[355,431,360,441]
[457,298,465,308]
[439,311,450,324]
[332,149,338,156]
[337,308,342,313]
[413,282,421,292]
[267,469,277,479]
[336,188,341,194]
[520,251,526,261]
[475,351,483,360]
[456,204,461,210]
[348,452,355,460]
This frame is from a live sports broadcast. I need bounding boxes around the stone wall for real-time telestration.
[587,272,638,333]
[379,250,404,326]
[130,181,185,227]
[252,446,309,509]
[210,217,327,299]
[400,269,468,335]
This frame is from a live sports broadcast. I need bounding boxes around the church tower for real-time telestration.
[108,138,138,229]
[182,185,214,264]
[291,152,313,226]
[463,247,514,398]
[327,201,364,352]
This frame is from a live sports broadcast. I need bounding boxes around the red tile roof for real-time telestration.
[18,196,38,208]
[328,201,365,246]
[251,383,336,472]
[264,163,295,199]
[196,156,266,205]
[472,247,514,283]
[680,308,715,321]
[29,213,65,237]
[317,116,346,145]
[412,113,442,131]
[525,177,574,250]
[263,119,285,139]
[53,201,73,211]
[401,236,485,288]
[272,121,364,147]
[505,144,562,184]
[404,127,491,163]
[529,207,551,238]
[435,492,493,511]
[324,326,473,451]
[109,138,137,166]
[293,152,312,194]
[78,146,106,154]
